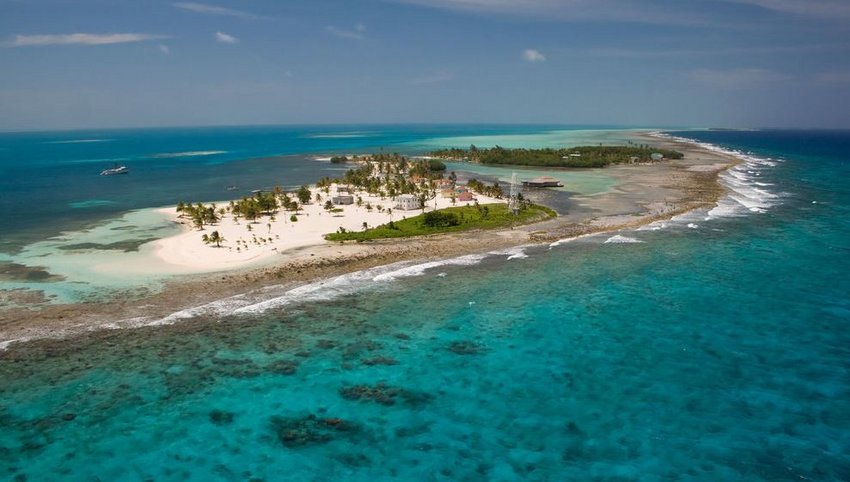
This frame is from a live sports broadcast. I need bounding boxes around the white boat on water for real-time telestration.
[100,165,129,176]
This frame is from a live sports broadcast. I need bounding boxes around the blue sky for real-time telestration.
[1,0,849,130]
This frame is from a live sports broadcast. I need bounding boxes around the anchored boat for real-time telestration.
[100,164,129,176]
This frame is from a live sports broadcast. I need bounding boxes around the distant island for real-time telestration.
[429,145,684,168]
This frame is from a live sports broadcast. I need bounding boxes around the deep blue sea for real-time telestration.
[1,128,849,481]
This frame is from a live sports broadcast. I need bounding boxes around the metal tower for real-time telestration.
[508,172,521,215]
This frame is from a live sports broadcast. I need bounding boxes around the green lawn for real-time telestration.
[324,203,556,242]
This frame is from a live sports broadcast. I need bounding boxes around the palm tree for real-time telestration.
[192,210,205,230]
[204,207,220,225]
[202,230,225,247]
[297,185,312,205]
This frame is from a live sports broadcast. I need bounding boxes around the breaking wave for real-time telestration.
[604,235,644,244]
[651,132,782,220]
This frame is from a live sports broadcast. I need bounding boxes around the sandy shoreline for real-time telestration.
[153,182,504,272]
[0,134,740,352]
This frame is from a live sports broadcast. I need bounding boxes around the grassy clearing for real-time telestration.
[324,203,556,242]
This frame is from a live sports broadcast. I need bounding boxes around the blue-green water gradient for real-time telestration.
[1,129,848,480]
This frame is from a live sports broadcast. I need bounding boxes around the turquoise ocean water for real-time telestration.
[0,125,626,302]
[1,128,849,480]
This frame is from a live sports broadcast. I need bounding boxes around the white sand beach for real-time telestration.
[153,183,505,272]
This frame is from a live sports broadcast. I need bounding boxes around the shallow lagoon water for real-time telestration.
[1,129,849,481]
[444,161,617,196]
[0,125,627,303]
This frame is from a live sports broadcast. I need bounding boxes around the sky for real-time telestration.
[1,0,849,130]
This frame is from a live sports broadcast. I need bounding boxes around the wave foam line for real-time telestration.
[488,246,530,260]
[651,132,782,220]
[48,139,111,144]
[228,254,492,317]
[152,150,228,158]
[604,235,644,244]
[549,232,601,247]
[371,254,488,282]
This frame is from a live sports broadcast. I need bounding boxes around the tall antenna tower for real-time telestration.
[508,172,521,215]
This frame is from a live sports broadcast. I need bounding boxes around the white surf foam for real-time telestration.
[49,139,111,144]
[604,235,644,244]
[651,132,782,220]
[232,254,492,316]
[549,232,599,247]
[0,338,27,351]
[636,221,668,231]
[153,150,227,158]
[490,246,530,260]
[371,254,489,282]
[0,251,504,346]
[149,293,255,326]
[306,133,371,139]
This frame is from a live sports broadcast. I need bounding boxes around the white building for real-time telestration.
[395,194,421,211]
[332,195,354,205]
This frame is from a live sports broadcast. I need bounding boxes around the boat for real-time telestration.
[521,176,563,188]
[100,164,129,176]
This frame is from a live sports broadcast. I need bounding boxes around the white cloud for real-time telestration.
[4,33,170,47]
[382,0,709,26]
[522,48,546,62]
[215,32,238,44]
[159,44,170,54]
[726,0,850,18]
[172,2,265,19]
[688,68,789,87]
[325,25,366,40]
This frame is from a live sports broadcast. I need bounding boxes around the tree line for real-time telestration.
[176,184,313,231]
[429,145,684,168]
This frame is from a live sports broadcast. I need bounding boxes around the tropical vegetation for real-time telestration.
[324,203,556,242]
[429,144,683,168]
[201,230,225,247]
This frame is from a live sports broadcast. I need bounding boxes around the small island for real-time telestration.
[156,152,549,270]
[429,145,684,168]
[0,132,742,348]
